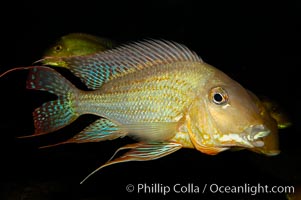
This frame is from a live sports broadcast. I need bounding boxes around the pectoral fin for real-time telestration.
[121,122,178,142]
[80,142,182,184]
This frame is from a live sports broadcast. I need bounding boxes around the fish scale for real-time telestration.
[75,61,204,124]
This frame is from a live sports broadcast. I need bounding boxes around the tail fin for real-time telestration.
[26,66,80,136]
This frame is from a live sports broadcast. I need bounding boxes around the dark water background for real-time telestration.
[0,1,300,199]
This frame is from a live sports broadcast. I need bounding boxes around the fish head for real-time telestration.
[42,34,91,59]
[41,36,75,66]
[43,36,70,58]
[187,66,279,155]
[42,33,112,60]
[41,34,112,67]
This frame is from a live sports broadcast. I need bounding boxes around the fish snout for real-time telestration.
[243,125,270,147]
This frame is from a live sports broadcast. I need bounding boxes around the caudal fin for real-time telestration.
[26,66,80,136]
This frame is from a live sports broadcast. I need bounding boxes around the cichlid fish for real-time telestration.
[39,35,291,131]
[41,33,115,64]
[2,40,279,183]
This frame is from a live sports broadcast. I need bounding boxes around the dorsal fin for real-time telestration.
[42,40,202,90]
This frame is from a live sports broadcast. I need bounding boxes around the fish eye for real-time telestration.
[54,45,63,52]
[210,87,229,105]
[213,93,223,102]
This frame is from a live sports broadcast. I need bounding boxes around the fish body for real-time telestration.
[22,40,278,182]
[40,34,290,130]
[42,33,115,64]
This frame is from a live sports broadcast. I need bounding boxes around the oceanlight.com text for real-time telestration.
[125,183,294,196]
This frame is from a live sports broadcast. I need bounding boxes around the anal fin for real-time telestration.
[71,118,125,143]
[40,118,125,148]
[80,142,182,184]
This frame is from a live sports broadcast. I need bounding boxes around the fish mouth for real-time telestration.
[218,124,270,148]
[240,124,270,148]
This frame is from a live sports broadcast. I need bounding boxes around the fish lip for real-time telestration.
[241,124,270,148]
[216,125,270,148]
